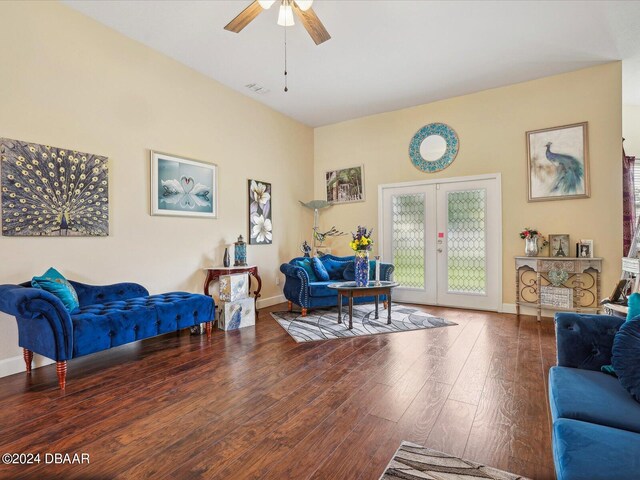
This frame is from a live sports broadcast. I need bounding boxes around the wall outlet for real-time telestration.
[275,276,280,286]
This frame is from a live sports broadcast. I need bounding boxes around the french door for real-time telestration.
[380,175,501,311]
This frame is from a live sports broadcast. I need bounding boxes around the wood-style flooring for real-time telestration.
[0,304,557,479]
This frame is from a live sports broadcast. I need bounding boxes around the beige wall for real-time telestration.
[0,2,313,371]
[315,63,623,307]
[623,104,640,157]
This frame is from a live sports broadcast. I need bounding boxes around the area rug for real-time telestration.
[380,442,531,480]
[271,304,456,343]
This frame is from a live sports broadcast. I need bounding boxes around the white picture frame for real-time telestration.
[151,151,218,218]
[579,239,594,258]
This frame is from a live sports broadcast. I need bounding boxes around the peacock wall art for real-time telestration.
[526,122,590,202]
[1,138,109,236]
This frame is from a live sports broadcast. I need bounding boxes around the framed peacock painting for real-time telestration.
[526,122,590,202]
[1,138,109,236]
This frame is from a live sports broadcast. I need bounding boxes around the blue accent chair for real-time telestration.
[280,254,394,315]
[550,312,640,480]
[0,280,215,389]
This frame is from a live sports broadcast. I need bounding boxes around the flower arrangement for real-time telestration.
[519,228,549,248]
[350,226,373,251]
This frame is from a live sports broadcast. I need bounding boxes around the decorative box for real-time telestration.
[219,273,249,302]
[540,285,573,309]
[218,297,255,331]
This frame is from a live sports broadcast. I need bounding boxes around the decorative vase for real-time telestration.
[354,250,370,287]
[223,248,231,267]
[525,236,538,257]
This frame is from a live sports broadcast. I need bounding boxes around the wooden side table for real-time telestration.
[203,265,262,311]
[515,256,602,322]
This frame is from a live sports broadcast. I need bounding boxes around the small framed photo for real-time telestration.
[579,239,594,258]
[549,234,570,257]
[325,165,365,204]
[151,151,217,218]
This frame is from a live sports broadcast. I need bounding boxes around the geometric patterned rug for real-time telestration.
[270,303,456,343]
[380,442,531,480]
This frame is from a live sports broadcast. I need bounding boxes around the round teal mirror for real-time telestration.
[409,123,459,172]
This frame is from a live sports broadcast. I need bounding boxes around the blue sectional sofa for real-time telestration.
[550,313,640,480]
[0,280,215,389]
[280,254,394,315]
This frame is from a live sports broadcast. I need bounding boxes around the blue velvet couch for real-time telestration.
[280,254,394,315]
[550,312,640,480]
[0,280,215,389]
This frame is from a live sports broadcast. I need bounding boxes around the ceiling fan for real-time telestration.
[224,0,331,45]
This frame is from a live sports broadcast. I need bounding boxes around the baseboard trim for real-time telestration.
[257,294,286,309]
[502,303,554,318]
[0,353,55,379]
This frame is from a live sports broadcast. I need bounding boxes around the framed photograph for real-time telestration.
[248,179,272,245]
[151,151,217,218]
[325,165,365,204]
[579,239,594,258]
[549,234,570,257]
[526,122,590,202]
[1,137,109,236]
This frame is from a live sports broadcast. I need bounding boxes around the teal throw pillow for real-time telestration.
[311,257,330,282]
[627,292,640,321]
[31,267,80,312]
[294,259,318,282]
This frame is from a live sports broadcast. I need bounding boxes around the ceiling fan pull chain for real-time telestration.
[284,13,288,92]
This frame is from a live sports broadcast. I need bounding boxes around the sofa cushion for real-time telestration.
[553,419,640,480]
[549,366,640,434]
[312,257,330,281]
[309,281,337,298]
[294,259,318,282]
[626,292,640,320]
[320,257,349,280]
[31,268,79,312]
[71,292,213,357]
[612,316,640,403]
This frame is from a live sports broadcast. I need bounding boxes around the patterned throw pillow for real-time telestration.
[31,267,80,312]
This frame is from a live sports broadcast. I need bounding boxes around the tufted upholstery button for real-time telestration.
[193,311,198,317]
[176,314,181,320]
[108,331,114,337]
[133,325,139,331]
[117,290,124,295]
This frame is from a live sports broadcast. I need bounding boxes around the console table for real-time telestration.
[203,265,262,310]
[515,256,603,321]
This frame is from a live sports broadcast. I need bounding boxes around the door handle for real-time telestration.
[437,248,443,253]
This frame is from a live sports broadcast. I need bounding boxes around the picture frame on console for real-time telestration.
[549,234,570,257]
[150,151,217,218]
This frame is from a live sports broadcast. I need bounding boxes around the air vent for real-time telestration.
[245,83,270,95]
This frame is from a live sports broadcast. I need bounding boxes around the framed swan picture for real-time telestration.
[150,151,218,218]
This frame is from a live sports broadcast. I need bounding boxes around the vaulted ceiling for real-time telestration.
[63,0,640,127]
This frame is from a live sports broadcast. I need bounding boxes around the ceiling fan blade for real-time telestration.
[292,4,331,45]
[224,0,263,33]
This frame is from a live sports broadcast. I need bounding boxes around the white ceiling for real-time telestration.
[63,0,640,127]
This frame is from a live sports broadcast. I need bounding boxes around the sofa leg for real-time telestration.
[301,308,308,317]
[288,301,293,312]
[206,321,213,339]
[383,301,388,309]
[23,349,33,374]
[56,361,67,390]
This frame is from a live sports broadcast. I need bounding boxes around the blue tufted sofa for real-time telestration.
[280,254,394,315]
[0,280,214,389]
[550,312,640,480]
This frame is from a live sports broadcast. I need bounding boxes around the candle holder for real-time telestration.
[374,255,381,286]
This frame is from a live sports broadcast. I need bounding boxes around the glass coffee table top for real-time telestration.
[327,281,399,290]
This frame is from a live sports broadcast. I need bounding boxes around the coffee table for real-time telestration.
[327,281,399,330]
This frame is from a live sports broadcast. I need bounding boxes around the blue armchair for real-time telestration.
[550,313,640,480]
[0,280,214,389]
[280,254,394,315]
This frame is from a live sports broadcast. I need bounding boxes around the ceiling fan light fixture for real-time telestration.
[257,0,276,9]
[295,0,313,11]
[277,3,295,26]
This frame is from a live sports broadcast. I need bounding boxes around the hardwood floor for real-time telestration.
[0,303,556,479]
